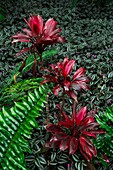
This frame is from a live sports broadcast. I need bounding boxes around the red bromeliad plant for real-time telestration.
[45,104,105,161]
[12,15,65,59]
[41,57,91,102]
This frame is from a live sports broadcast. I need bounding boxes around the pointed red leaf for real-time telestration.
[60,136,71,151]
[22,28,32,36]
[81,131,96,138]
[77,83,90,90]
[76,106,87,125]
[75,76,91,83]
[84,122,100,130]
[69,137,78,155]
[79,136,95,160]
[66,91,78,103]
[44,18,57,35]
[80,117,94,127]
[49,28,62,36]
[12,38,30,43]
[79,146,90,161]
[63,57,69,68]
[73,68,86,80]
[64,60,75,77]
[36,15,44,34]
[86,130,106,134]
[29,15,44,35]
[57,36,66,43]
[71,83,82,91]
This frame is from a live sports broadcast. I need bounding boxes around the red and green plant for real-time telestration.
[45,104,105,161]
[12,15,65,59]
[0,14,110,170]
[42,57,91,102]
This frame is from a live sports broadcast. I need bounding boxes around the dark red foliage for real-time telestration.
[41,57,91,102]
[45,105,105,161]
[12,15,66,55]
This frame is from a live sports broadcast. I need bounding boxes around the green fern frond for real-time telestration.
[0,84,48,170]
[95,106,113,158]
[0,78,43,108]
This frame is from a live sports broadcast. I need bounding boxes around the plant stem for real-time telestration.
[86,161,96,170]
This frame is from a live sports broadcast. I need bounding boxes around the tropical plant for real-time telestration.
[12,15,65,57]
[11,15,66,78]
[45,103,105,161]
[92,106,113,169]
[42,57,91,102]
[0,11,110,170]
[0,84,48,170]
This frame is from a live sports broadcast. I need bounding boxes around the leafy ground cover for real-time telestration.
[0,0,113,169]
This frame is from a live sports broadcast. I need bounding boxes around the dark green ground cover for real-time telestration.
[0,0,113,169]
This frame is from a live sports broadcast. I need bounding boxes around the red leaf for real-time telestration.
[49,28,62,36]
[29,15,44,35]
[46,124,64,133]
[73,68,86,80]
[79,136,93,149]
[55,132,67,140]
[76,106,87,125]
[80,117,94,127]
[66,91,78,103]
[79,136,94,160]
[69,137,78,155]
[57,36,66,43]
[81,131,96,138]
[72,127,79,136]
[45,136,60,148]
[60,136,71,151]
[15,48,30,56]
[86,130,106,134]
[62,57,69,68]
[71,83,82,91]
[53,85,61,96]
[58,121,73,128]
[79,146,90,161]
[64,60,75,77]
[12,38,30,43]
[84,122,99,130]
[44,18,57,35]
[77,83,90,90]
[36,15,44,34]
[75,76,91,83]
[22,28,32,36]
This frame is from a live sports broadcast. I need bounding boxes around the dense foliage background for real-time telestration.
[0,0,113,169]
[1,0,113,110]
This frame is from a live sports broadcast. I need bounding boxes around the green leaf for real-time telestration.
[0,85,48,170]
[70,0,78,9]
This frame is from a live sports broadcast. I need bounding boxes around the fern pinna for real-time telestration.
[95,106,113,157]
[0,85,48,170]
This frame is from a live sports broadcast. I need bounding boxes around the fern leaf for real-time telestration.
[0,85,48,170]
[94,106,113,158]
